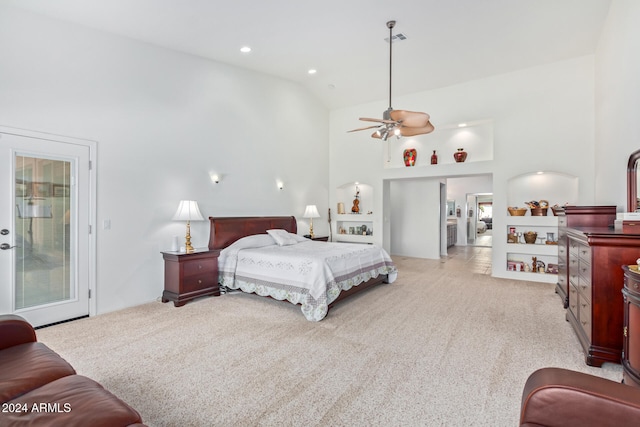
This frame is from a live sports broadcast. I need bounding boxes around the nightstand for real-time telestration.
[305,235,329,242]
[161,249,220,307]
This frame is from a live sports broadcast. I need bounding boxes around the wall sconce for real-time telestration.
[277,181,284,190]
[209,172,220,184]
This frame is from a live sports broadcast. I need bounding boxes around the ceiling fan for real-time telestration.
[348,20,434,141]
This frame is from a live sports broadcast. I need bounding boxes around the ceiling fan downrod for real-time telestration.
[347,19,434,141]
[386,20,395,116]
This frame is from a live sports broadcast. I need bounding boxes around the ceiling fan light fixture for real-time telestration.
[348,20,434,140]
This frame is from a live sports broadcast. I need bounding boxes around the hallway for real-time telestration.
[474,228,493,247]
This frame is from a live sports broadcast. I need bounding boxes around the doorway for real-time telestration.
[467,193,493,247]
[0,127,96,327]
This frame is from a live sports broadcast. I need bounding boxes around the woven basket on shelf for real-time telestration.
[530,207,548,216]
[508,208,527,216]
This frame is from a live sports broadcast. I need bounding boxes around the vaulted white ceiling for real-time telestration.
[5,0,612,110]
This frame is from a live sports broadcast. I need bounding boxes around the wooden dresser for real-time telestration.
[623,265,640,387]
[566,227,640,366]
[556,206,616,308]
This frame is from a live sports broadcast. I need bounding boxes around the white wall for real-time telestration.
[595,0,640,207]
[0,6,329,315]
[389,178,441,258]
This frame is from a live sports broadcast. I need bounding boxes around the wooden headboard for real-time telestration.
[208,216,297,250]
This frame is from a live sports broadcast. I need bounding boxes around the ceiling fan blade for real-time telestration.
[359,117,397,124]
[389,110,430,128]
[399,121,435,137]
[347,125,382,133]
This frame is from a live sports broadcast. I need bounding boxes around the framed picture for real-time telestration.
[447,200,455,217]
[53,184,70,197]
[32,182,51,197]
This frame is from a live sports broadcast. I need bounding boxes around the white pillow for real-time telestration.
[267,229,307,246]
[225,234,275,251]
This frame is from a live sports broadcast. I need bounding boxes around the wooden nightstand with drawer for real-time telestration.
[161,249,220,307]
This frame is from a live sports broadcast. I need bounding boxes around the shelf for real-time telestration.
[506,216,559,226]
[506,243,558,256]
[335,214,374,222]
[334,234,374,244]
[502,270,558,284]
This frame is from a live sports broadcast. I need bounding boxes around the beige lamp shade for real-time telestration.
[303,205,320,219]
[172,200,204,222]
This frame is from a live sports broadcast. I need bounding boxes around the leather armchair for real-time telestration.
[0,314,37,350]
[520,367,640,427]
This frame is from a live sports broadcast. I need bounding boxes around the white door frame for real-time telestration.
[0,125,97,321]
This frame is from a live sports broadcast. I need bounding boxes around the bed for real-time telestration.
[208,216,397,321]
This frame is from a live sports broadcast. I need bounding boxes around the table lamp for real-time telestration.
[303,205,320,238]
[172,200,204,253]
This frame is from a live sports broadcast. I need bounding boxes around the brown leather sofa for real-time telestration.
[0,314,146,426]
[520,367,640,427]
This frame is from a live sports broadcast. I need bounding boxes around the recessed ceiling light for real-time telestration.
[240,46,251,53]
[308,69,317,75]
[458,123,467,128]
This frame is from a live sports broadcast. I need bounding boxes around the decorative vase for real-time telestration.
[453,148,467,163]
[524,232,538,244]
[431,150,438,165]
[403,148,417,167]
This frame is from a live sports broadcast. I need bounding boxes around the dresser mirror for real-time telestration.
[628,149,640,212]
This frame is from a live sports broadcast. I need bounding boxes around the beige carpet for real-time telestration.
[35,249,622,426]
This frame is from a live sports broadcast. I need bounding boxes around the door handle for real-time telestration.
[0,243,15,250]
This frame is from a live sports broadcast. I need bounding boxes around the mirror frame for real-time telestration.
[627,149,640,212]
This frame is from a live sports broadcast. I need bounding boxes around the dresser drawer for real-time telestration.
[577,244,592,263]
[569,255,580,286]
[626,275,640,297]
[182,273,216,294]
[568,285,579,319]
[579,299,592,342]
[558,244,567,258]
[183,258,217,278]
[578,272,592,303]
[568,254,579,277]
[569,241,580,258]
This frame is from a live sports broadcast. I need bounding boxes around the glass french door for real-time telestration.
[0,130,91,327]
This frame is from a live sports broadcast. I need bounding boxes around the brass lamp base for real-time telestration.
[309,219,315,239]
[184,221,195,253]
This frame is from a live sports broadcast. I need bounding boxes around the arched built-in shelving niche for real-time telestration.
[507,171,578,210]
[334,182,376,244]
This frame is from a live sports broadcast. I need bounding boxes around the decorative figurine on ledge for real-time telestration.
[352,186,360,213]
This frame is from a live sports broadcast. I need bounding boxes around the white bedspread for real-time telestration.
[218,234,397,321]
